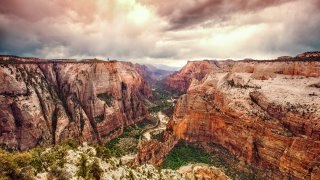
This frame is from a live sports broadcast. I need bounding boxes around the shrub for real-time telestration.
[30,147,44,172]
[38,145,69,172]
[95,146,112,160]
[0,149,34,179]
[77,153,88,178]
[61,139,79,149]
[88,159,103,180]
[48,165,70,180]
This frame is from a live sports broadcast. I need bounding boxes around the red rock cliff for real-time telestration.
[165,60,235,93]
[169,59,320,179]
[0,57,151,150]
[166,57,320,92]
[144,56,320,179]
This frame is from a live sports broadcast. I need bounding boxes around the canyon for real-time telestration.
[0,53,320,179]
[138,53,320,179]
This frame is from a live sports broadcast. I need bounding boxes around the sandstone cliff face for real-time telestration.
[153,58,320,179]
[0,57,151,150]
[169,64,320,179]
[166,58,320,92]
[165,60,235,93]
[136,130,179,166]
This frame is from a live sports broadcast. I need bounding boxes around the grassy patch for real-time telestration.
[162,141,212,170]
[162,141,257,180]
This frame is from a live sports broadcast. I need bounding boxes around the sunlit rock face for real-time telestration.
[165,60,235,93]
[0,57,151,150]
[166,57,320,93]
[163,57,320,179]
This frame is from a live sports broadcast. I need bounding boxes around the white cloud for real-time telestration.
[0,0,319,66]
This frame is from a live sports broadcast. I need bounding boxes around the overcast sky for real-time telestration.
[0,0,319,67]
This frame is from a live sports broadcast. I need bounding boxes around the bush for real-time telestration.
[30,147,44,172]
[88,159,103,180]
[77,153,89,178]
[0,149,34,179]
[48,165,70,180]
[40,146,68,170]
[95,146,112,160]
[61,139,79,149]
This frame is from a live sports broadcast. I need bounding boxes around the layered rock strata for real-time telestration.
[0,57,151,150]
[141,56,320,179]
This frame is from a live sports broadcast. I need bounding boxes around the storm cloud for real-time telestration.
[0,0,319,67]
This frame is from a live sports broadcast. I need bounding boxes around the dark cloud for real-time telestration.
[141,0,296,29]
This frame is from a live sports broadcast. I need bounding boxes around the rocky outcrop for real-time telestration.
[165,60,235,93]
[0,57,151,150]
[166,56,320,92]
[155,55,320,179]
[296,51,320,58]
[168,69,320,179]
[136,130,178,165]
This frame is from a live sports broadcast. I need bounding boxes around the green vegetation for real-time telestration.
[105,119,155,157]
[148,88,174,114]
[97,93,113,106]
[105,127,140,157]
[162,141,257,180]
[89,159,103,180]
[95,146,112,160]
[77,153,89,178]
[77,154,103,180]
[162,141,212,170]
[0,139,81,180]
[150,132,164,142]
[148,102,172,113]
[0,149,34,179]
[94,114,105,122]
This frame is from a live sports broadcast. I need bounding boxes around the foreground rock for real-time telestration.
[31,143,230,180]
[0,56,151,150]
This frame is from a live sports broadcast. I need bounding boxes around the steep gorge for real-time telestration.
[1,54,320,179]
[138,54,320,179]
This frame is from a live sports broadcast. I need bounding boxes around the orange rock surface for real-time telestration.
[149,56,320,179]
[0,57,151,150]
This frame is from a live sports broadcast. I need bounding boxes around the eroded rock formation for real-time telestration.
[166,58,320,92]
[0,57,151,150]
[140,56,320,179]
[165,60,235,93]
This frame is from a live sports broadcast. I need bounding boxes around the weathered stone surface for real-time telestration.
[0,58,151,150]
[136,130,179,165]
[166,57,320,92]
[153,56,320,179]
[165,60,235,93]
[168,70,320,179]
